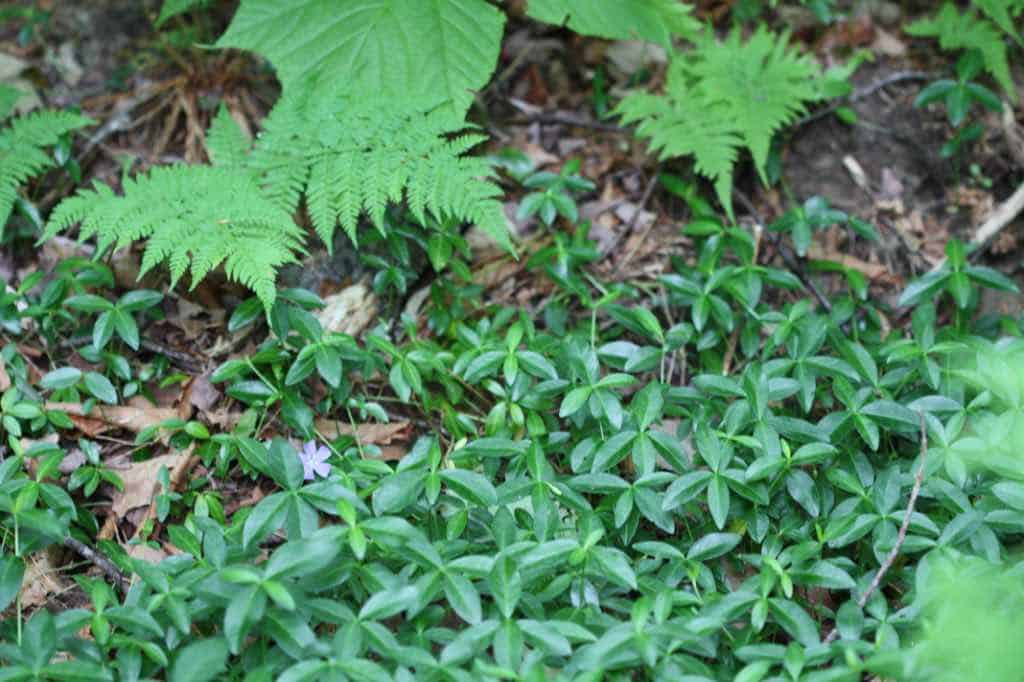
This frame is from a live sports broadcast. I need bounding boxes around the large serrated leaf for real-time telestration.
[525,0,698,46]
[217,0,505,116]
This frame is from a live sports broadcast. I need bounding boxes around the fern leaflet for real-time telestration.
[906,2,1017,99]
[0,105,91,226]
[616,27,821,217]
[43,165,304,309]
[249,91,512,254]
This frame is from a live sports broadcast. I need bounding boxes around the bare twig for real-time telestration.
[823,412,928,645]
[618,171,661,269]
[63,536,129,594]
[927,180,1024,273]
[797,71,934,128]
[59,335,203,373]
[510,113,625,133]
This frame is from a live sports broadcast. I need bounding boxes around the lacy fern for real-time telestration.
[0,93,91,227]
[43,96,511,309]
[906,1,1020,99]
[43,165,303,309]
[249,91,512,253]
[616,27,821,217]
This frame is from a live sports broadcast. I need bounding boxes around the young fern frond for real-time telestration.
[43,94,513,310]
[250,92,511,253]
[44,165,303,309]
[0,105,91,226]
[616,27,822,217]
[906,2,1018,99]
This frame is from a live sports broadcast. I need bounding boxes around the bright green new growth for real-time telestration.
[906,1,1021,100]
[43,95,512,310]
[914,556,1024,681]
[216,0,506,117]
[43,165,303,309]
[249,90,512,253]
[525,0,699,46]
[0,90,91,226]
[616,28,821,217]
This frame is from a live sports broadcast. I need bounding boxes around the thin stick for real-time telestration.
[63,536,129,594]
[618,171,661,269]
[796,71,933,128]
[511,113,625,133]
[924,180,1024,275]
[59,335,203,373]
[823,412,928,645]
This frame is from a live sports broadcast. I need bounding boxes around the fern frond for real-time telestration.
[0,109,91,225]
[206,106,252,168]
[44,165,304,309]
[906,3,1016,99]
[250,92,512,253]
[615,27,822,217]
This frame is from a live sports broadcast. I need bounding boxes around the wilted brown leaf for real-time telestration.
[20,547,66,608]
[317,280,378,337]
[314,419,412,446]
[46,402,179,435]
[109,453,181,517]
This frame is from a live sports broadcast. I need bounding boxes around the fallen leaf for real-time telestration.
[605,40,666,76]
[128,542,173,565]
[808,244,889,279]
[314,419,412,446]
[109,453,181,517]
[185,373,221,412]
[46,402,179,434]
[317,280,378,337]
[0,356,10,392]
[20,547,66,608]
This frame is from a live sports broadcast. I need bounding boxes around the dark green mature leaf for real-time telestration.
[688,533,741,561]
[168,637,229,682]
[0,554,23,612]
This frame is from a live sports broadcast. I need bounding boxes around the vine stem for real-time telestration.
[823,412,928,645]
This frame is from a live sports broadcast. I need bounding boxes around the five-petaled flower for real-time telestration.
[298,441,331,480]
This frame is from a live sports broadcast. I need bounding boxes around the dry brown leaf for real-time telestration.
[109,453,181,517]
[314,419,412,446]
[185,373,221,412]
[128,542,173,565]
[0,356,10,392]
[807,244,890,280]
[46,402,178,434]
[317,281,378,337]
[20,547,66,608]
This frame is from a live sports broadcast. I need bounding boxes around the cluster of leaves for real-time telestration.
[8,200,1024,678]
[906,0,1023,102]
[907,1,1022,156]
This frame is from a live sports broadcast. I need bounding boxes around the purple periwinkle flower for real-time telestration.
[298,441,331,480]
